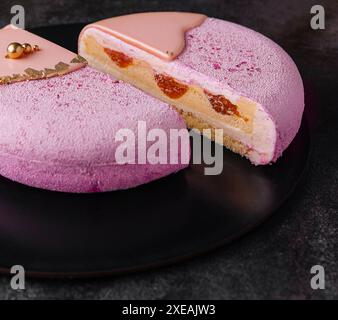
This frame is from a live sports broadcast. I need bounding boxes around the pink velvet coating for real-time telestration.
[81,12,206,61]
[0,67,189,193]
[178,18,304,160]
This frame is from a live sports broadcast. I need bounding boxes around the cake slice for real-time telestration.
[0,25,189,193]
[79,12,304,165]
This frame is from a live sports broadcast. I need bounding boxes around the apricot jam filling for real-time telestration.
[104,48,133,68]
[154,74,189,99]
[205,90,248,121]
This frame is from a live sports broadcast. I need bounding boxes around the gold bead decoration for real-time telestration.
[6,42,40,59]
[6,42,24,59]
[22,43,32,54]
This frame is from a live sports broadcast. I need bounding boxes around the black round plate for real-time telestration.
[0,25,310,278]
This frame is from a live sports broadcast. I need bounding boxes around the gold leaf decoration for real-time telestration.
[0,76,11,85]
[55,62,69,71]
[25,68,44,78]
[11,74,21,80]
[54,62,70,75]
[0,56,86,86]
[71,55,87,64]
[43,68,57,78]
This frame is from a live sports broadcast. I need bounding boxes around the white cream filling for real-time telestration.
[79,28,277,164]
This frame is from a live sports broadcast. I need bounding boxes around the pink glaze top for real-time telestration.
[81,12,206,61]
[0,25,85,82]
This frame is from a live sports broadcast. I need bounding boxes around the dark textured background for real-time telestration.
[0,0,337,299]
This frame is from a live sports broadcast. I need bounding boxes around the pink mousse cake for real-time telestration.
[0,25,188,193]
[79,12,305,165]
